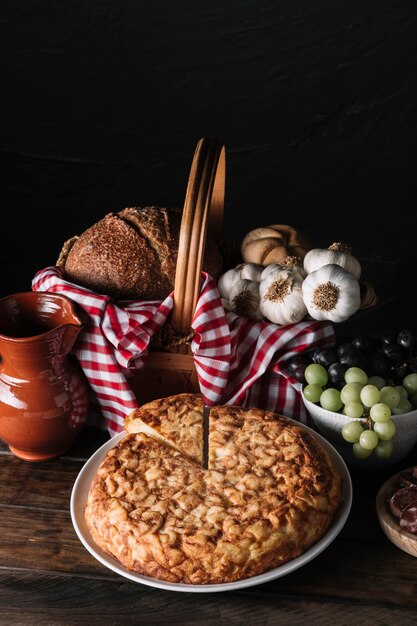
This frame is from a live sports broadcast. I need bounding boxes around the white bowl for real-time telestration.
[302,395,417,469]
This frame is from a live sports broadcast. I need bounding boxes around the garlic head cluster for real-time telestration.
[217,244,364,326]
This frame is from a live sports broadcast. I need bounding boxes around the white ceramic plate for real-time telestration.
[70,425,353,593]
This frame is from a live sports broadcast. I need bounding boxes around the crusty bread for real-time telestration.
[61,206,222,300]
[85,394,342,584]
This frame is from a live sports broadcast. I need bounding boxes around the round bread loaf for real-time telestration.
[61,206,222,300]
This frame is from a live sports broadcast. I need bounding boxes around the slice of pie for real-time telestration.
[85,394,342,584]
[124,393,204,464]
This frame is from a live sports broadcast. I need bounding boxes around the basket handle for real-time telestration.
[171,138,226,334]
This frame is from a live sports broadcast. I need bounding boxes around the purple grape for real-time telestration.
[368,354,389,376]
[381,333,397,347]
[293,366,307,383]
[287,354,309,372]
[312,348,338,368]
[339,352,363,368]
[382,344,407,364]
[357,355,370,372]
[312,350,323,364]
[351,335,375,353]
[388,368,405,386]
[397,329,417,351]
[408,359,417,374]
[337,342,357,358]
[328,362,347,385]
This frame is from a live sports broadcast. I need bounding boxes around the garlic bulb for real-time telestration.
[259,269,307,326]
[217,267,240,300]
[217,263,263,300]
[302,263,361,323]
[229,279,263,321]
[221,297,233,312]
[303,243,361,279]
[240,263,264,282]
[260,256,307,282]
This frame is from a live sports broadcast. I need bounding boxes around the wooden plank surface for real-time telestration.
[1,426,417,625]
[1,570,417,626]
[1,500,417,607]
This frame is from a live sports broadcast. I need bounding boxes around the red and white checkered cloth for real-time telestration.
[32,266,335,437]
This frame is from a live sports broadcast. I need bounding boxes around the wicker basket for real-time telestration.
[126,137,226,404]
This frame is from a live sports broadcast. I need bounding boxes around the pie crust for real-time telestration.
[85,394,342,584]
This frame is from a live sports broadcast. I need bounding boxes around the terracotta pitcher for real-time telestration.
[0,292,89,461]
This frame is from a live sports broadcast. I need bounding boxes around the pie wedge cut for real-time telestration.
[124,393,204,464]
[85,394,342,584]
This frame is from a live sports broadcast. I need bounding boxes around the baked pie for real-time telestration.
[85,393,342,584]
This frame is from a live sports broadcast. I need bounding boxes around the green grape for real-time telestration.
[367,376,386,390]
[345,367,368,385]
[403,373,417,396]
[374,439,394,459]
[341,420,364,442]
[370,402,392,423]
[359,429,379,450]
[373,419,396,441]
[343,401,364,419]
[352,442,373,459]
[304,363,328,387]
[391,399,412,415]
[410,393,417,410]
[360,384,380,408]
[395,385,408,401]
[303,384,323,403]
[340,382,363,404]
[379,386,401,409]
[320,388,343,412]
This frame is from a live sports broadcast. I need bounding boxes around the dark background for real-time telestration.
[1,0,417,335]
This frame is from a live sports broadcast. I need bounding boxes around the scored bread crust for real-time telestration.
[62,206,222,300]
[63,207,178,300]
[85,394,342,584]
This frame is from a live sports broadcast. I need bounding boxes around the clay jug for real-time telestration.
[0,292,89,461]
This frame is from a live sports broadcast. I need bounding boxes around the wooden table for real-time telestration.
[1,426,417,626]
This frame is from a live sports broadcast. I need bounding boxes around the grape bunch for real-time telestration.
[288,328,417,387]
[286,328,417,460]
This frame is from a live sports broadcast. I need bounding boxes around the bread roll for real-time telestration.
[61,206,222,301]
